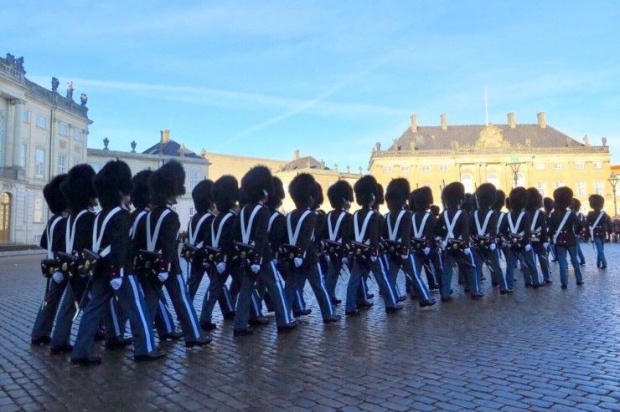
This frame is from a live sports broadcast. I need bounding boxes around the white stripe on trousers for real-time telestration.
[316,263,334,316]
[129,276,153,353]
[176,275,201,339]
[377,257,397,304]
[270,261,292,324]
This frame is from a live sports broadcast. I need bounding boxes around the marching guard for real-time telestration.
[526,187,552,284]
[409,187,442,294]
[587,194,611,269]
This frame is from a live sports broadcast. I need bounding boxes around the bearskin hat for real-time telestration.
[376,183,385,206]
[543,197,554,213]
[430,204,440,216]
[43,174,68,215]
[212,175,239,213]
[589,194,604,211]
[385,178,410,212]
[442,182,464,208]
[412,186,433,212]
[131,169,153,209]
[192,179,214,214]
[571,198,581,212]
[267,176,285,211]
[476,183,496,209]
[354,175,378,206]
[508,187,527,210]
[313,182,324,209]
[463,193,476,213]
[289,173,317,209]
[93,160,134,210]
[553,186,573,210]
[525,187,542,211]
[240,165,274,204]
[60,164,96,211]
[493,189,506,211]
[327,180,353,209]
[149,160,186,207]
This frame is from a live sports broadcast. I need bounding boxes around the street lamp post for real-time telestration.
[608,173,619,217]
[507,161,522,188]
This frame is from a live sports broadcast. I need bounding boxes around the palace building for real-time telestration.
[369,113,615,215]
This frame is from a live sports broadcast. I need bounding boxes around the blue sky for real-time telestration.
[3,1,619,172]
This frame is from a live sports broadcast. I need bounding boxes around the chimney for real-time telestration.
[507,112,516,129]
[440,113,447,131]
[410,113,418,133]
[537,112,546,129]
[294,149,300,160]
[160,129,171,143]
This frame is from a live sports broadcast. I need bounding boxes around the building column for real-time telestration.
[12,100,22,168]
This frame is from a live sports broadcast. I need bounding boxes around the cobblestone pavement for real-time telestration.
[1,245,620,411]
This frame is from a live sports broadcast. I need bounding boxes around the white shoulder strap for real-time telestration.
[286,210,312,245]
[552,210,572,244]
[589,211,605,239]
[189,212,211,248]
[46,216,62,259]
[240,205,262,244]
[268,212,279,233]
[130,210,148,240]
[507,211,525,235]
[327,211,347,241]
[146,209,171,252]
[211,212,233,248]
[387,210,406,241]
[474,210,494,236]
[354,210,375,243]
[530,210,541,232]
[443,209,463,239]
[65,210,88,253]
[92,206,122,258]
[412,212,431,239]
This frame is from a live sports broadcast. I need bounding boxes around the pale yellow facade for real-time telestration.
[202,151,288,183]
[369,113,614,215]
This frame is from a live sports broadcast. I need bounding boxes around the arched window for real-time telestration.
[487,174,499,189]
[461,173,474,193]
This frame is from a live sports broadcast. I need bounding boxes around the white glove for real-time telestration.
[52,271,64,284]
[400,254,409,260]
[525,244,532,252]
[202,261,211,270]
[109,277,123,291]
[293,257,304,268]
[489,243,497,251]
[543,242,549,249]
[157,272,169,283]
[250,264,261,274]
[423,247,431,256]
[463,248,472,255]
[370,256,377,262]
[216,262,227,274]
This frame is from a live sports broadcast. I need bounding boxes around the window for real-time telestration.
[21,109,30,123]
[461,173,474,193]
[535,162,545,170]
[383,166,392,173]
[58,155,67,174]
[74,129,83,141]
[35,149,45,178]
[439,164,448,173]
[593,161,603,170]
[59,122,69,136]
[401,165,410,173]
[422,164,431,173]
[188,170,200,191]
[73,156,81,167]
[554,181,564,189]
[576,181,586,197]
[189,207,195,218]
[34,197,43,223]
[594,180,604,195]
[36,115,47,129]
[575,161,585,170]
[19,144,27,169]
[487,174,499,189]
[537,182,547,197]
[553,162,563,170]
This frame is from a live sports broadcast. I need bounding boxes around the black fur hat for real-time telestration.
[61,164,96,211]
[376,183,385,206]
[192,179,214,214]
[475,183,496,209]
[589,194,604,210]
[93,160,134,209]
[543,197,554,213]
[525,187,542,211]
[327,180,353,209]
[412,186,433,212]
[385,178,411,211]
[571,198,581,211]
[43,174,68,215]
[289,173,316,209]
[212,175,239,213]
[240,165,274,204]
[553,186,573,210]
[430,204,440,216]
[354,175,378,206]
[463,193,476,213]
[442,182,464,208]
[508,187,527,210]
[494,190,506,211]
[314,182,324,209]
[149,160,186,207]
[131,169,153,209]
[267,176,285,211]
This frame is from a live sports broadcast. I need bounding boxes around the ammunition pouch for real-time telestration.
[530,232,542,244]
[278,244,303,265]
[135,250,166,277]
[554,231,570,247]
[233,242,260,266]
[54,251,79,277]
[204,246,224,266]
[321,239,345,261]
[79,249,101,277]
[181,243,204,264]
[593,227,606,238]
[446,239,466,252]
[383,240,408,265]
[472,235,494,250]
[41,258,58,278]
[411,237,430,253]
[349,241,375,265]
[508,233,525,250]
